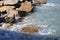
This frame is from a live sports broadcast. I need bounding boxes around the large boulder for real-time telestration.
[21,25,38,34]
[16,1,33,12]
[3,0,18,5]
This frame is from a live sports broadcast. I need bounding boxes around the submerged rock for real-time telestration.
[21,25,38,34]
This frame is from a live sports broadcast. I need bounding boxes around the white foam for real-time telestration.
[38,25,48,27]
[35,2,58,10]
[38,28,56,35]
[44,3,56,6]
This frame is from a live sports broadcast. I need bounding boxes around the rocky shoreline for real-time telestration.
[0,0,46,34]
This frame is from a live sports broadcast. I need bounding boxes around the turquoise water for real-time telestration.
[21,0,60,36]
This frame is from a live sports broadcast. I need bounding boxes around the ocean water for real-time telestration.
[0,0,60,40]
[20,0,60,36]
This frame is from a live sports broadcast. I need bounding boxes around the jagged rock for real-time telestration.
[0,6,15,12]
[21,25,38,34]
[16,1,33,12]
[3,0,18,5]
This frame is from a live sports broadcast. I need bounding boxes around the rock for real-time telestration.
[2,23,12,29]
[1,11,7,15]
[19,0,26,3]
[0,6,15,12]
[3,0,18,5]
[19,0,23,2]
[16,1,33,12]
[0,11,8,18]
[6,10,22,20]
[0,1,4,6]
[21,25,38,34]
[26,0,32,3]
[32,0,46,6]
[18,11,28,17]
[38,0,46,4]
[32,0,40,6]
[27,0,32,2]
[5,15,15,23]
[0,17,5,23]
[7,10,18,17]
[19,0,32,3]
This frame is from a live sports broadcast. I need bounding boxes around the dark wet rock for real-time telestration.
[26,0,32,3]
[0,17,5,23]
[1,11,7,15]
[18,11,28,17]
